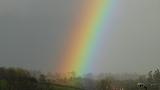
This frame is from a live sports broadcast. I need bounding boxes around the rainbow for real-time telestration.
[58,0,116,76]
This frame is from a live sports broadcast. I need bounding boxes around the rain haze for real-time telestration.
[0,0,160,75]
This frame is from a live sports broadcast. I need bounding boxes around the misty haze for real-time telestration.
[0,0,160,90]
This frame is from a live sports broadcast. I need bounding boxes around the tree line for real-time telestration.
[0,67,81,90]
[0,67,160,90]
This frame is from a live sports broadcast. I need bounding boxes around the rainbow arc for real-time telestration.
[58,0,116,76]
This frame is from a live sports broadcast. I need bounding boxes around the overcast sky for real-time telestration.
[0,0,160,74]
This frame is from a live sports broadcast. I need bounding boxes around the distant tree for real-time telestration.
[153,68,160,82]
[39,74,46,83]
[147,71,153,82]
[98,78,112,90]
[138,75,146,83]
[83,73,97,90]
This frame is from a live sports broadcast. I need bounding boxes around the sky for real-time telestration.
[0,0,160,74]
